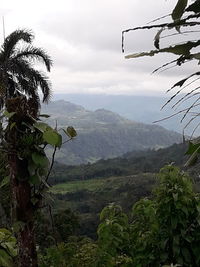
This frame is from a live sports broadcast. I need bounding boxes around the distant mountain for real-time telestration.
[53,93,199,135]
[42,100,183,165]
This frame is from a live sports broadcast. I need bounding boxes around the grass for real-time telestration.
[50,178,107,194]
[50,173,155,194]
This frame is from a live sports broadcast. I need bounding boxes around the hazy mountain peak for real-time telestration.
[42,100,182,165]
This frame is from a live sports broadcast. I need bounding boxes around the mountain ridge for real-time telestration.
[42,100,183,165]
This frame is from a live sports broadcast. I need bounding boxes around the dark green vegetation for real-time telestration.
[1,1,200,266]
[50,142,188,184]
[42,100,182,165]
[48,142,200,240]
[38,166,200,267]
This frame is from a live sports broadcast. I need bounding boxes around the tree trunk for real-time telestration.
[9,141,38,266]
[6,97,41,266]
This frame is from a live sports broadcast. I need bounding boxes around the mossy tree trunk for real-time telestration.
[6,97,38,267]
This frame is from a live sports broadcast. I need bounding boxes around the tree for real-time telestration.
[0,29,52,111]
[0,29,53,267]
[122,0,200,138]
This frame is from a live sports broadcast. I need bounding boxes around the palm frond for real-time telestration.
[0,29,52,110]
[8,58,52,102]
[2,29,33,60]
[13,46,52,72]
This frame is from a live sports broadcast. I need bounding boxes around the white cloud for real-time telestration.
[0,0,198,96]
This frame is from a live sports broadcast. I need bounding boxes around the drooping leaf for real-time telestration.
[171,78,188,89]
[154,28,164,49]
[43,129,62,147]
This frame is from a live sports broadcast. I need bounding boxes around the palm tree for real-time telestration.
[0,29,52,110]
[0,29,53,267]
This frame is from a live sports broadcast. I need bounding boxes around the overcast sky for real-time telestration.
[0,0,197,97]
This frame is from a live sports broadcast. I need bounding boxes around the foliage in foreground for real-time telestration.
[39,166,200,267]
[0,228,17,267]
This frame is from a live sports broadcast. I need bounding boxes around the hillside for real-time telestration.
[42,100,183,165]
[49,142,200,238]
[49,142,191,184]
[53,94,198,135]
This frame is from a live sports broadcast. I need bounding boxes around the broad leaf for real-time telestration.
[43,129,62,147]
[33,122,49,132]
[32,152,49,168]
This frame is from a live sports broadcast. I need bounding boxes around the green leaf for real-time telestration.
[43,129,62,147]
[3,111,16,119]
[29,175,40,185]
[33,122,50,132]
[32,152,49,168]
[0,176,9,188]
[63,126,77,138]
[9,122,16,130]
[12,221,25,233]
[0,249,14,267]
[185,142,200,155]
[172,0,188,22]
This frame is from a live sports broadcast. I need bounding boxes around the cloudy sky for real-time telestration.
[0,0,197,96]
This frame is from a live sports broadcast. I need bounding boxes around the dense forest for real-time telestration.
[1,1,200,267]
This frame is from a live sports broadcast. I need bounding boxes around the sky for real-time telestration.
[0,0,197,97]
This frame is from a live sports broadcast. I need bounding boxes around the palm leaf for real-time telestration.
[13,46,52,72]
[2,29,33,59]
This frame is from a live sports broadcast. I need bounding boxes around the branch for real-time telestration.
[122,12,200,53]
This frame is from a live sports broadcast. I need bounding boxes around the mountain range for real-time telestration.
[42,100,182,165]
[53,93,199,135]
